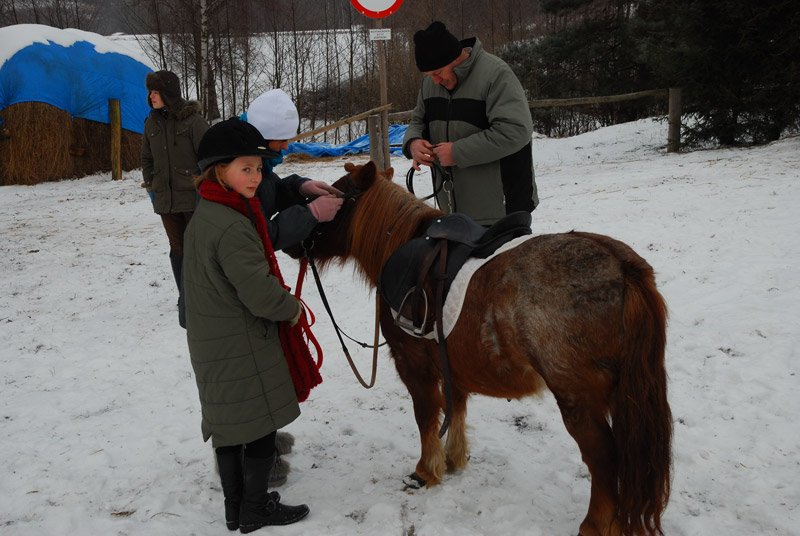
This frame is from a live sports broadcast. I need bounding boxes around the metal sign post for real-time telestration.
[350,0,403,169]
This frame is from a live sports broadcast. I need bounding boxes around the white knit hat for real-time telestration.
[246,89,299,141]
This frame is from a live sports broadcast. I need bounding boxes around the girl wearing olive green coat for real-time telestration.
[183,196,301,448]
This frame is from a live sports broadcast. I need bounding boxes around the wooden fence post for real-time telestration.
[368,114,386,170]
[667,88,682,153]
[109,99,122,180]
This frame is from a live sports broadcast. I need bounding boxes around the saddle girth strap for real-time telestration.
[434,241,454,439]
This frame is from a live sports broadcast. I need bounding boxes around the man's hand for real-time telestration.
[409,138,436,171]
[299,180,343,198]
[432,142,455,167]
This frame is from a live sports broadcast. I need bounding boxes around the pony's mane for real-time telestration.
[347,174,442,285]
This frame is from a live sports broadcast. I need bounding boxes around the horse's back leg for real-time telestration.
[553,390,621,536]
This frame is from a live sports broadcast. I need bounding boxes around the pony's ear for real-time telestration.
[344,162,356,172]
[351,160,377,190]
[383,167,394,181]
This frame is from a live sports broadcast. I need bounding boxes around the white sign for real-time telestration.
[369,28,392,41]
[350,0,403,19]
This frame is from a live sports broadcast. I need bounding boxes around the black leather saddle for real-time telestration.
[380,211,532,335]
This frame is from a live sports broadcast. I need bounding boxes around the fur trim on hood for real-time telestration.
[174,100,203,121]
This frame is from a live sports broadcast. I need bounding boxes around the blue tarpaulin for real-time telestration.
[0,24,153,134]
[287,123,408,157]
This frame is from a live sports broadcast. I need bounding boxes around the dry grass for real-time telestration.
[0,102,142,186]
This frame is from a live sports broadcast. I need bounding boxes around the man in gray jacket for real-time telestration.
[403,21,538,225]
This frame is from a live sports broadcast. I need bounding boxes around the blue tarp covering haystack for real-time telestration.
[0,24,154,184]
[0,24,153,133]
[287,123,408,157]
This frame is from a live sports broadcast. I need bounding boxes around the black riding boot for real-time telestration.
[216,447,243,531]
[169,251,188,327]
[239,454,309,533]
[168,251,183,291]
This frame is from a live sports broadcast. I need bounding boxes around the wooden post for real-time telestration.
[667,87,682,153]
[109,99,122,180]
[368,115,385,171]
[375,19,390,168]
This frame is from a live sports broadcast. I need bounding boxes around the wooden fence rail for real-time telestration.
[106,90,680,180]
[177,87,681,172]
[382,87,682,155]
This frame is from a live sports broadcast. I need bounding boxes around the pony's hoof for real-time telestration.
[402,472,427,490]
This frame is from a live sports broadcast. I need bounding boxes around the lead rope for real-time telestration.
[306,254,384,389]
[293,258,323,368]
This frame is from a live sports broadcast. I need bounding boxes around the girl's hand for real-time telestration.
[289,299,303,326]
[308,195,344,222]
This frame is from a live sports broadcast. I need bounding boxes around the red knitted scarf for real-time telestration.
[198,179,322,402]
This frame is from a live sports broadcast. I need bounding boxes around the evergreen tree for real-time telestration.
[634,0,800,146]
[501,0,659,136]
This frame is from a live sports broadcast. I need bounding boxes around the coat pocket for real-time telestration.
[261,319,278,341]
[172,167,197,191]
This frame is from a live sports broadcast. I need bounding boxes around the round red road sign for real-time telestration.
[349,0,403,19]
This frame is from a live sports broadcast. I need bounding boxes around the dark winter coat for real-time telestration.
[255,154,318,250]
[183,198,301,448]
[403,37,538,225]
[141,101,208,214]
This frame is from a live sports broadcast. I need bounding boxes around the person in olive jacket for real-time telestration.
[183,118,310,532]
[141,70,208,305]
[403,21,538,226]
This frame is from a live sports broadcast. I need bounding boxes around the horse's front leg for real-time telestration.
[390,344,447,487]
[445,385,469,472]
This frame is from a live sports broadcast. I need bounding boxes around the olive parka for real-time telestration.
[402,37,538,225]
[183,196,302,448]
[141,101,208,214]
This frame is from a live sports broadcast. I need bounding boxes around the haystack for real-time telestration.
[0,102,142,186]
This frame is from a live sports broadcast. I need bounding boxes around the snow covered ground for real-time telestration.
[1,119,798,535]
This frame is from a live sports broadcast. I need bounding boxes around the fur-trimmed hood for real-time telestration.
[148,99,203,121]
[173,99,203,121]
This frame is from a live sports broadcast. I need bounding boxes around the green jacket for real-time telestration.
[141,101,208,214]
[183,198,301,448]
[403,37,538,225]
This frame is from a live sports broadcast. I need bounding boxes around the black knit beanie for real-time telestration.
[145,70,183,112]
[413,21,463,72]
[197,118,270,173]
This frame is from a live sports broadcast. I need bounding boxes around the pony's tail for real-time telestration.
[613,255,672,535]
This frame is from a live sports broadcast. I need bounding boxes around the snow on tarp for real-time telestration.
[0,24,154,134]
[287,123,408,157]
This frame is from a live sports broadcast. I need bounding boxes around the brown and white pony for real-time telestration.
[297,162,672,536]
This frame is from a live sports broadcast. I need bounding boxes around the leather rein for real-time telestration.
[301,175,385,389]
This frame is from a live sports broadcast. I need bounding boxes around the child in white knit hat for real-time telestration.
[242,89,343,250]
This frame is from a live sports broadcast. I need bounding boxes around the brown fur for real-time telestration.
[302,162,672,536]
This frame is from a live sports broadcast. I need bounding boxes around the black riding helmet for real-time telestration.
[197,118,271,173]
